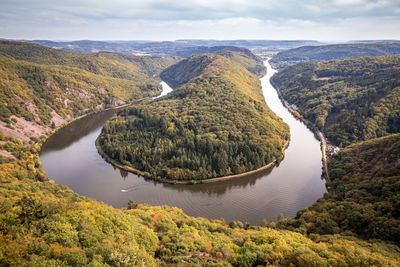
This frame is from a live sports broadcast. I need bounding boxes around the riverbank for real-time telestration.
[318,131,335,195]
[38,95,157,150]
[96,137,289,184]
[37,104,126,149]
[270,78,335,195]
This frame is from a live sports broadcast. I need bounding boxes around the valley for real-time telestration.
[39,59,326,225]
[1,40,400,266]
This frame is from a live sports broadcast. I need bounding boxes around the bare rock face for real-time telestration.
[0,115,49,142]
[65,87,94,100]
[111,97,126,107]
[51,110,67,127]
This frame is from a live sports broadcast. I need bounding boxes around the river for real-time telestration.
[40,60,326,225]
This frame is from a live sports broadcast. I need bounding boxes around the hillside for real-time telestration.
[160,46,266,87]
[278,133,400,245]
[1,136,400,266]
[270,43,400,69]
[271,55,400,146]
[0,40,177,81]
[0,41,177,144]
[97,53,290,181]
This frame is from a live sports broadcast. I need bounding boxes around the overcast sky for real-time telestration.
[1,0,399,41]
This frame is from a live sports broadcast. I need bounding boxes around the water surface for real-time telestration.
[40,61,326,224]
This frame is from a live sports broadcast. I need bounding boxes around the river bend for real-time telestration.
[40,60,326,224]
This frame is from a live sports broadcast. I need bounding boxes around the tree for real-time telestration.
[127,200,137,210]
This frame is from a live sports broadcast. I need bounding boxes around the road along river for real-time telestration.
[40,60,326,225]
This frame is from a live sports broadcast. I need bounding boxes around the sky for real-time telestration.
[0,0,399,41]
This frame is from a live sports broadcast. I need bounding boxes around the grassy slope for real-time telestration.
[98,53,290,180]
[1,137,399,266]
[271,55,400,146]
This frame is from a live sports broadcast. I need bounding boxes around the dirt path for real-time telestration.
[318,131,335,195]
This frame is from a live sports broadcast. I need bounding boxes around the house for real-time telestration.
[327,147,340,157]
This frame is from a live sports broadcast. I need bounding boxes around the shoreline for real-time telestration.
[96,138,290,185]
[318,131,335,195]
[93,70,292,185]
[37,95,156,152]
[270,78,335,195]
[35,95,157,181]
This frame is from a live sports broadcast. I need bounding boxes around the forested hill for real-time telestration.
[279,133,400,244]
[98,53,290,181]
[170,46,267,77]
[160,46,266,88]
[271,55,400,146]
[0,40,177,82]
[270,43,400,69]
[160,54,217,88]
[0,41,177,144]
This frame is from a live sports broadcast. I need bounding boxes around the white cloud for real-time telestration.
[0,0,399,41]
[334,0,365,6]
[217,17,262,26]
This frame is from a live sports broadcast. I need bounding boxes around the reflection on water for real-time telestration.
[40,64,327,225]
[41,110,117,153]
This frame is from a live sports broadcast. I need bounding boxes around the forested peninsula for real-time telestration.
[97,51,290,181]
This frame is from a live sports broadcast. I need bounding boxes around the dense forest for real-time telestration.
[270,43,400,69]
[1,135,400,266]
[278,133,400,245]
[271,55,400,146]
[98,53,290,181]
[0,41,177,142]
[160,46,266,88]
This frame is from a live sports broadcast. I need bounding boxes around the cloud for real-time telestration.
[0,0,399,40]
[334,0,365,6]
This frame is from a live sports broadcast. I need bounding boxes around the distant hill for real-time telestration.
[349,40,400,44]
[279,133,400,244]
[0,41,177,143]
[98,51,290,181]
[270,43,400,69]
[13,39,323,55]
[271,55,400,146]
